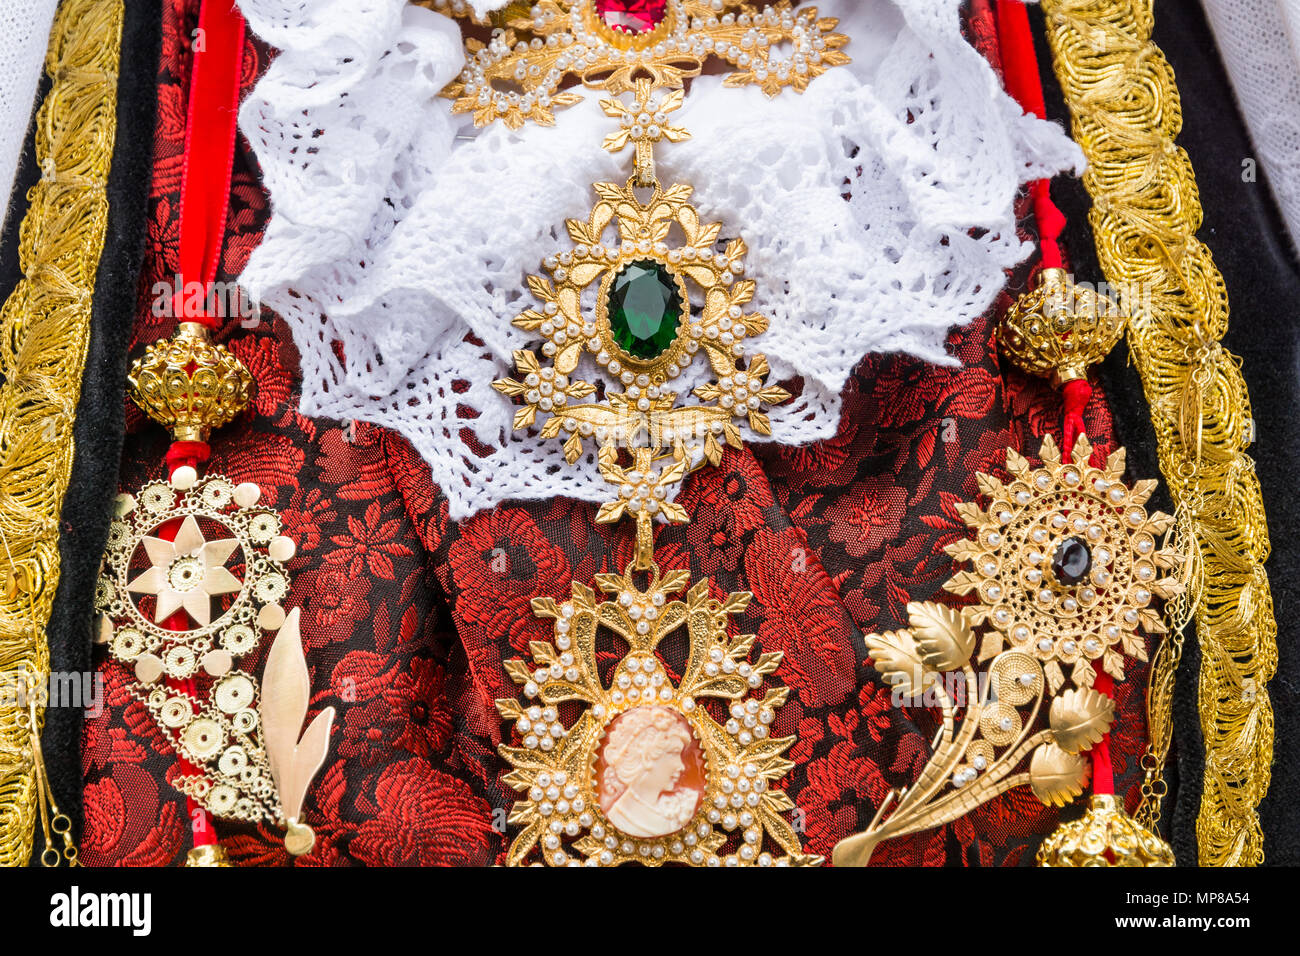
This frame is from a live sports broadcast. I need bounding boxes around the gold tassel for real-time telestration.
[185,845,233,867]
[1038,794,1174,866]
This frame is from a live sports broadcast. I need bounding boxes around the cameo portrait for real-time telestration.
[596,706,705,838]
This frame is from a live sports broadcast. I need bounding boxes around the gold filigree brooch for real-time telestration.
[444,0,848,128]
[833,436,1182,866]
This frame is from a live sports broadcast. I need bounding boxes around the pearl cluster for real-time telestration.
[520,365,579,416]
[523,601,584,703]
[707,763,768,862]
[714,369,764,419]
[685,5,827,85]
[531,767,597,867]
[725,696,774,744]
[950,743,995,788]
[698,641,765,693]
[616,464,671,517]
[611,652,674,706]
[517,703,567,751]
[618,105,677,147]
[615,584,668,637]
[577,815,791,867]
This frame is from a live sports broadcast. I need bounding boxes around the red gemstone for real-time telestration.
[595,0,667,35]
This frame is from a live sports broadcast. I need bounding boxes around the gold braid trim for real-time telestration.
[0,0,123,865]
[1041,0,1276,865]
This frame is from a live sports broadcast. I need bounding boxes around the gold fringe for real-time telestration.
[0,0,123,865]
[1041,0,1276,865]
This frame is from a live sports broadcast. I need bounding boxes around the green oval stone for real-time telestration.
[607,259,683,360]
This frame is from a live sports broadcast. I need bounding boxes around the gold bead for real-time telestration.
[284,820,316,857]
[1037,794,1175,866]
[185,843,233,867]
[999,268,1127,388]
[127,322,252,442]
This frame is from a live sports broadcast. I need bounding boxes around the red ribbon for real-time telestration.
[165,440,212,476]
[1061,378,1092,462]
[166,0,248,851]
[995,0,1065,270]
[994,1,1114,796]
[175,0,246,330]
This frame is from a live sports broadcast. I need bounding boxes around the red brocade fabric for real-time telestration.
[81,0,1147,866]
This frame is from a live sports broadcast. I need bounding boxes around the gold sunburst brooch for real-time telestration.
[945,434,1181,693]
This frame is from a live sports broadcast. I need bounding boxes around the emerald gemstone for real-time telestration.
[607,260,683,360]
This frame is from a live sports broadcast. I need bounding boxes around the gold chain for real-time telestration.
[1134,489,1200,832]
[1042,0,1276,865]
[0,0,123,865]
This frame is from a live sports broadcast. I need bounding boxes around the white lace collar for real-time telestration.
[237,0,1082,520]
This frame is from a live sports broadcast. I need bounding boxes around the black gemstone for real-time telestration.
[1051,536,1092,586]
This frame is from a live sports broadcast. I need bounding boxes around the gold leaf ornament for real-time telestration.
[1029,742,1090,807]
[1049,687,1115,754]
[261,608,336,856]
[834,436,1182,865]
[865,628,930,698]
[907,601,975,672]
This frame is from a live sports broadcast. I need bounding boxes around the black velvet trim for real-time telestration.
[1031,3,1300,864]
[32,0,162,858]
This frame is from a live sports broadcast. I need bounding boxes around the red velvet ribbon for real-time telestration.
[176,0,246,330]
[1061,378,1091,463]
[165,0,248,851]
[995,0,1065,270]
[994,2,1114,796]
[165,440,212,476]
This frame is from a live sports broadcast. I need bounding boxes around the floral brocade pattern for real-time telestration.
[81,0,1145,866]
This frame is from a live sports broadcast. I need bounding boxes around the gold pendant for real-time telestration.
[95,322,335,856]
[489,76,822,864]
[492,80,789,523]
[497,557,816,866]
[1037,794,1174,867]
[999,267,1125,388]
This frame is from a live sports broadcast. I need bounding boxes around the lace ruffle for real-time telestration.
[237,0,1082,519]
